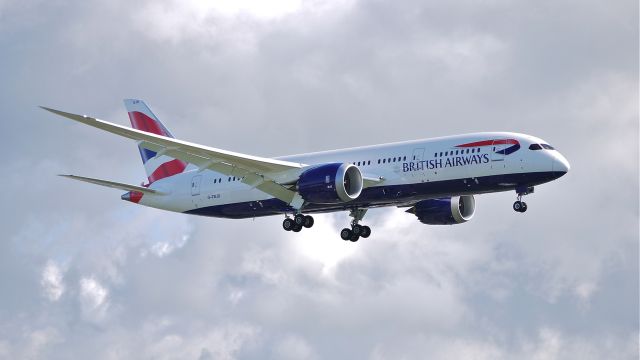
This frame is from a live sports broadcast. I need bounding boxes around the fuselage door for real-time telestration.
[412,148,425,162]
[490,140,507,184]
[410,148,426,182]
[490,140,506,163]
[191,175,202,196]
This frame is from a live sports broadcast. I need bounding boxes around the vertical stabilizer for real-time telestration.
[123,99,187,184]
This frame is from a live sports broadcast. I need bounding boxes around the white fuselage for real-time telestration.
[137,132,569,218]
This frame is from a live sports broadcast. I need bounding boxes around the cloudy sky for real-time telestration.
[0,0,638,358]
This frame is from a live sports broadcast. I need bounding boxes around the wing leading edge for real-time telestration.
[42,107,306,207]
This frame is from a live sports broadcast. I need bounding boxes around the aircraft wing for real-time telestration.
[42,107,306,207]
[362,175,384,187]
[59,174,161,194]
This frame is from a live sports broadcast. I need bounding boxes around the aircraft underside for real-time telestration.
[185,171,560,219]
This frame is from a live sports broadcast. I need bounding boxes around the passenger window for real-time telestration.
[368,160,371,165]
[388,158,391,163]
[383,159,386,163]
[439,152,443,157]
[542,144,555,150]
[466,149,470,154]
[378,159,380,164]
[529,144,543,150]
[403,156,406,161]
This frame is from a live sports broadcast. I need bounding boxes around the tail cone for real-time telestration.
[121,191,143,203]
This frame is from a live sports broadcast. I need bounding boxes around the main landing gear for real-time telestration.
[282,209,373,242]
[282,213,314,232]
[513,186,534,213]
[340,209,371,242]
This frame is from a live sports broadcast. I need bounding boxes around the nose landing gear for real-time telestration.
[513,199,528,213]
[513,186,534,213]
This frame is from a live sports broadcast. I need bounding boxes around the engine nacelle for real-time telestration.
[297,163,363,204]
[410,195,475,225]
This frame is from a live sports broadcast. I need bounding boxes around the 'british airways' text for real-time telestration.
[402,154,490,172]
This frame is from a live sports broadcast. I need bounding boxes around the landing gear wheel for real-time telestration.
[303,215,314,228]
[294,214,306,226]
[340,228,352,241]
[352,224,363,236]
[521,202,528,212]
[292,224,302,232]
[360,226,371,238]
[283,218,294,231]
[350,234,360,242]
[513,201,523,212]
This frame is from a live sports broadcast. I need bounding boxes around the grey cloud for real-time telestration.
[0,0,637,359]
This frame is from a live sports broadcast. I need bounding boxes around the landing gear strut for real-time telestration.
[513,186,533,213]
[283,213,314,232]
[340,208,371,242]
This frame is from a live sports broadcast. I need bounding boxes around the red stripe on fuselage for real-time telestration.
[456,139,519,148]
[128,111,169,136]
[148,158,187,184]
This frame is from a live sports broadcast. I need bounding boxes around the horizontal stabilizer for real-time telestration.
[59,174,162,194]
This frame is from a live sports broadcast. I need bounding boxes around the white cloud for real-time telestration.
[79,277,109,322]
[41,260,65,301]
[142,322,259,360]
[131,0,355,47]
[22,328,62,360]
[149,234,190,258]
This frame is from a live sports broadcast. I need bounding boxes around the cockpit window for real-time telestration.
[529,144,543,150]
[541,144,555,150]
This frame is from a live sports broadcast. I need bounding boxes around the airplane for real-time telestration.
[42,99,570,242]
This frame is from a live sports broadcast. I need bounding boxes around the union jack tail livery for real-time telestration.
[124,99,187,184]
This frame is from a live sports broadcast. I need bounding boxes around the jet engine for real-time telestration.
[297,163,363,204]
[408,195,475,225]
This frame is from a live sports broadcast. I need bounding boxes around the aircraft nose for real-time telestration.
[552,152,570,176]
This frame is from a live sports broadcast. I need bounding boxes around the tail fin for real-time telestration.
[124,99,187,184]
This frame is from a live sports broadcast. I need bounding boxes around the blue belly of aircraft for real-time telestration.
[184,171,561,219]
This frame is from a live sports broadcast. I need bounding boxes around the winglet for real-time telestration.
[40,106,88,121]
